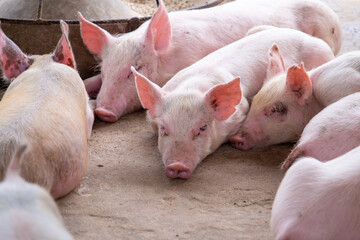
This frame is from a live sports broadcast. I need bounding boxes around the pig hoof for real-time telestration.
[94,108,118,122]
[166,163,192,179]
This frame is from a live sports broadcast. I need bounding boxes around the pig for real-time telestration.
[271,145,360,240]
[281,92,360,170]
[0,21,94,199]
[132,26,334,179]
[78,0,342,122]
[230,51,360,150]
[0,145,74,240]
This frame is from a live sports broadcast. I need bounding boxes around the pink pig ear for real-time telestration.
[145,0,171,55]
[78,12,113,59]
[52,20,76,69]
[0,22,33,79]
[132,66,164,118]
[205,77,242,121]
[286,63,312,105]
[266,44,285,80]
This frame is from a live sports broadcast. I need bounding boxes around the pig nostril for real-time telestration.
[166,163,192,179]
[94,108,118,122]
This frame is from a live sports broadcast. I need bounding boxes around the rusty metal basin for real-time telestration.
[0,0,224,80]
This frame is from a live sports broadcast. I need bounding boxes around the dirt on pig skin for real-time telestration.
[55,0,360,239]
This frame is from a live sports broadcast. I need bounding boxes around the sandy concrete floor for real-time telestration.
[57,1,360,239]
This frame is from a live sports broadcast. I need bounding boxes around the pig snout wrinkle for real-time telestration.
[166,163,192,179]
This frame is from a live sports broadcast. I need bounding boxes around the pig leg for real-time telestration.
[84,74,102,98]
[281,146,305,171]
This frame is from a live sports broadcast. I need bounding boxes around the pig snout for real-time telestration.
[94,107,118,122]
[166,162,192,179]
[228,133,252,151]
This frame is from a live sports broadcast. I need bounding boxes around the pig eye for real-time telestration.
[266,102,288,118]
[271,102,287,115]
[200,124,207,132]
[127,66,143,79]
[195,124,207,136]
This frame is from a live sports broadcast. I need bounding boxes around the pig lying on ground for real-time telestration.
[282,92,360,170]
[78,0,342,122]
[271,145,360,240]
[132,27,334,179]
[0,145,74,240]
[0,21,94,199]
[230,51,360,150]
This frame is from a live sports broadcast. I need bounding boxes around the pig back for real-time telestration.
[0,61,89,198]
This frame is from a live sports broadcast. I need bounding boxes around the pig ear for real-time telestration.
[266,44,285,80]
[78,12,113,59]
[52,20,76,69]
[0,22,33,79]
[5,144,27,180]
[132,66,164,118]
[145,0,171,55]
[286,63,312,105]
[205,77,242,121]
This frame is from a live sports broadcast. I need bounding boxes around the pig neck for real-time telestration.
[209,98,249,152]
[301,75,324,129]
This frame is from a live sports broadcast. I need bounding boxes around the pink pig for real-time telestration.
[281,92,360,170]
[132,27,334,179]
[0,21,94,199]
[230,51,360,150]
[78,0,341,122]
[0,145,74,240]
[271,145,360,240]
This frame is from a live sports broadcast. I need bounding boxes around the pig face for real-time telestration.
[133,68,242,179]
[230,64,313,150]
[78,0,171,122]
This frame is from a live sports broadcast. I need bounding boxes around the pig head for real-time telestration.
[78,0,171,122]
[133,68,245,179]
[230,54,322,150]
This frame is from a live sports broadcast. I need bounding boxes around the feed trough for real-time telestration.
[0,0,224,81]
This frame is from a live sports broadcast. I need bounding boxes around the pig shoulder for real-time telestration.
[311,51,360,106]
[293,92,360,162]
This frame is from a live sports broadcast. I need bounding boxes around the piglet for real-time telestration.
[0,21,94,199]
[281,92,360,170]
[132,27,334,179]
[0,145,74,240]
[231,51,360,150]
[78,0,341,122]
[271,145,360,240]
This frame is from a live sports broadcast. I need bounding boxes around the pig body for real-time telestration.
[271,145,360,240]
[0,22,94,199]
[133,27,334,179]
[0,145,74,240]
[79,0,342,122]
[232,51,360,150]
[282,92,360,170]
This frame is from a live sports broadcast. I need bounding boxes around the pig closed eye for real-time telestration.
[271,102,287,115]
[127,65,143,78]
[265,102,288,120]
[195,124,207,136]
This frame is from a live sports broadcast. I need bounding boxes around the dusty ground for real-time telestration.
[57,1,360,239]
